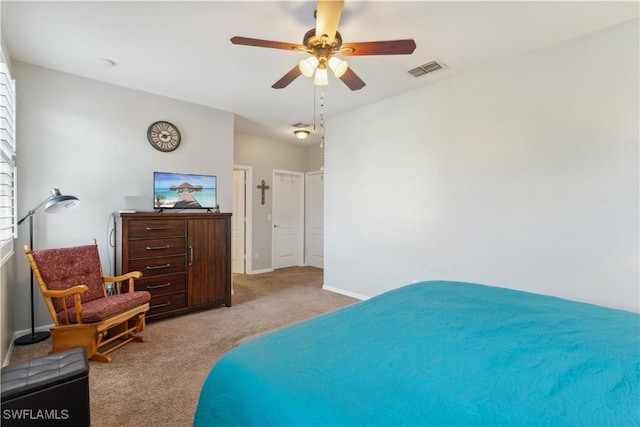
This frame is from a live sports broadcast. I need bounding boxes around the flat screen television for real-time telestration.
[153,171,217,210]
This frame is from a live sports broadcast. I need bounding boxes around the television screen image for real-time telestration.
[154,171,217,210]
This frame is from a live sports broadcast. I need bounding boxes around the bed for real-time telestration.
[194,281,639,426]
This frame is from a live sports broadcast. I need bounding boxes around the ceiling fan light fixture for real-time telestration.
[294,129,311,140]
[299,56,319,77]
[328,56,348,78]
[313,67,329,86]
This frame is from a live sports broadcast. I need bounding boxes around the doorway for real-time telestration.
[232,166,252,274]
[272,170,304,269]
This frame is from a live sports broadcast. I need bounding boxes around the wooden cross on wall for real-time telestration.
[257,180,270,205]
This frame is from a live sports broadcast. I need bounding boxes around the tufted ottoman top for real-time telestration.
[1,347,89,401]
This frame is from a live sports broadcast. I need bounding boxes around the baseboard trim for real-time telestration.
[247,268,274,275]
[322,285,369,301]
[4,324,54,367]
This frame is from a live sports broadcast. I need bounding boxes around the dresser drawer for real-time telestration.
[135,273,186,296]
[128,219,185,239]
[130,255,186,277]
[128,237,185,259]
[148,292,186,315]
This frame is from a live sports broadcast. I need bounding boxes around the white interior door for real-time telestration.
[232,169,246,274]
[305,171,324,268]
[273,170,304,269]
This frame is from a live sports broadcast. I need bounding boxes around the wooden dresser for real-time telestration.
[114,212,231,321]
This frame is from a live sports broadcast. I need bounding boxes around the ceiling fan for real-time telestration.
[230,0,416,91]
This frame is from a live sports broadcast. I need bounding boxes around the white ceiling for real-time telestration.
[2,1,638,145]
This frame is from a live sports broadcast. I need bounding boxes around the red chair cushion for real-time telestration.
[33,245,106,314]
[56,291,151,324]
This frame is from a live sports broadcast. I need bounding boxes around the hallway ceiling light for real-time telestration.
[294,129,311,140]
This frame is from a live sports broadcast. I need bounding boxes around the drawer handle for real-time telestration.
[146,245,171,251]
[146,263,171,270]
[150,301,171,309]
[145,226,171,231]
[146,282,172,290]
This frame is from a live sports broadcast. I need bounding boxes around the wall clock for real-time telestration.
[147,121,181,152]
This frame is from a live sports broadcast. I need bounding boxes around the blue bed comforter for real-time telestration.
[194,281,640,426]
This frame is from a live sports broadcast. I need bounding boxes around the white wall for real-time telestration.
[10,63,234,333]
[325,19,639,312]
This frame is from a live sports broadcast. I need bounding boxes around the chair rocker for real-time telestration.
[24,239,151,362]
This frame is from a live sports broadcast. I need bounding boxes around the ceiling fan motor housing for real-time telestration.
[303,28,343,53]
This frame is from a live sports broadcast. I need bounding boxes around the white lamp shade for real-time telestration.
[299,57,319,77]
[328,57,348,78]
[313,67,329,86]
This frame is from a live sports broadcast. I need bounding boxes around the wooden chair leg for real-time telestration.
[50,324,99,360]
[90,352,112,363]
[135,314,146,333]
[92,314,147,362]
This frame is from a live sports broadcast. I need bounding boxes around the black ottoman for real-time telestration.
[1,347,90,426]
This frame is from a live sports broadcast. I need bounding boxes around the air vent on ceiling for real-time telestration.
[291,122,311,128]
[408,60,445,77]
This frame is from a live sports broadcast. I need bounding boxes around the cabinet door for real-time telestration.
[187,218,230,306]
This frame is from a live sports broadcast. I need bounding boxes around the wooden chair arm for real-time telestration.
[103,271,143,294]
[103,271,142,282]
[41,285,89,298]
[42,285,87,325]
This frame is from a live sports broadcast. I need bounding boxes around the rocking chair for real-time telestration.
[24,239,151,362]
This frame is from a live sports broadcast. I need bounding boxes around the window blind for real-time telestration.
[0,60,16,264]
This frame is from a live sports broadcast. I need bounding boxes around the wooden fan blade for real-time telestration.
[340,67,366,91]
[315,0,344,43]
[272,66,303,89]
[341,39,417,56]
[231,36,305,52]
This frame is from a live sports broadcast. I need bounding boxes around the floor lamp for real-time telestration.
[15,188,80,346]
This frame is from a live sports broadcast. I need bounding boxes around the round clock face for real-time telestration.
[147,121,181,152]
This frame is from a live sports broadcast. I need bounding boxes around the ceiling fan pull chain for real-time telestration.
[320,88,325,171]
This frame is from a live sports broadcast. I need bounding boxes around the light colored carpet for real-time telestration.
[7,267,357,427]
